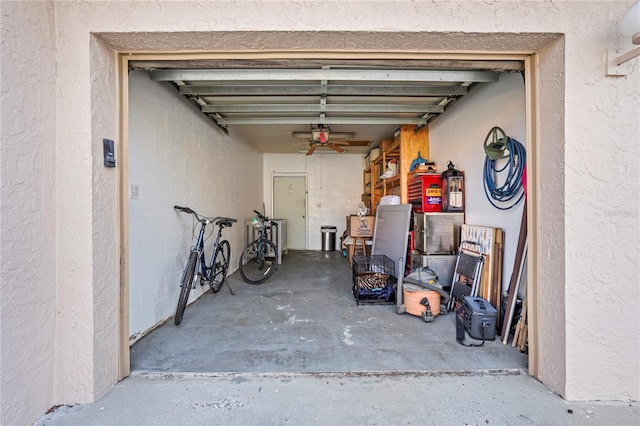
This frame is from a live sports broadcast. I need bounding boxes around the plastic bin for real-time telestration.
[321,226,337,251]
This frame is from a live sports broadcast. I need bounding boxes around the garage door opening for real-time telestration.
[124,55,529,375]
[114,33,564,392]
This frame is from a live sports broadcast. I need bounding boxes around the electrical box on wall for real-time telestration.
[103,138,115,167]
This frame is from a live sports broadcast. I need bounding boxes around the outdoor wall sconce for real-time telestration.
[606,0,640,75]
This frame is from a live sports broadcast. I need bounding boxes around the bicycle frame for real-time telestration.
[257,222,272,242]
[190,219,223,283]
[175,205,236,288]
[174,205,236,324]
[255,231,269,259]
[239,210,279,284]
[255,220,277,253]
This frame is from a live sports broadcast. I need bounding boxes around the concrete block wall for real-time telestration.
[263,154,364,250]
[128,71,262,343]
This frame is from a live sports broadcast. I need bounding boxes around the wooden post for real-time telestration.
[501,203,527,341]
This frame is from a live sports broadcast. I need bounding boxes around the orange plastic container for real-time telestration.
[402,283,441,316]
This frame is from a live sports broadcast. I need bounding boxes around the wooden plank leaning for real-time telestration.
[501,203,528,343]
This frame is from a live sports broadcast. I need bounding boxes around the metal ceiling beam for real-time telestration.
[131,59,524,72]
[201,104,445,113]
[214,117,429,126]
[152,68,499,83]
[180,84,468,96]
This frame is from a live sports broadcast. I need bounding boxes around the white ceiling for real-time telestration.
[131,58,523,155]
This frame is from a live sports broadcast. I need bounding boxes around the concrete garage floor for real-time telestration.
[36,251,639,426]
[130,250,527,374]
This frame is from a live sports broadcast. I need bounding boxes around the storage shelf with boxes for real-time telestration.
[362,125,429,216]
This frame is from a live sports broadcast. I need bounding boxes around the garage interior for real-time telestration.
[126,56,529,375]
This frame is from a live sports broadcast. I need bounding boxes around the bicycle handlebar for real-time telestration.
[253,210,278,230]
[253,210,271,221]
[174,205,194,214]
[174,205,236,227]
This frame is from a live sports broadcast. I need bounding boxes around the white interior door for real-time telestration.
[273,176,307,249]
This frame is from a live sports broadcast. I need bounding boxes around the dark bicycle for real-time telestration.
[239,210,278,284]
[174,205,237,325]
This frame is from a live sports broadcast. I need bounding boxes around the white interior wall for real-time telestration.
[263,154,364,250]
[128,71,262,342]
[2,2,639,424]
[429,72,527,292]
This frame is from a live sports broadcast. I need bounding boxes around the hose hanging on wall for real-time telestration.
[482,127,526,210]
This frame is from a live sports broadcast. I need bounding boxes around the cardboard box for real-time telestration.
[347,215,375,237]
[368,148,380,161]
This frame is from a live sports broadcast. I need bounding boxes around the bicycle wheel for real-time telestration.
[239,239,278,284]
[175,251,197,325]
[210,240,230,293]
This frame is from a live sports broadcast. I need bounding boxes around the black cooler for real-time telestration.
[459,296,497,341]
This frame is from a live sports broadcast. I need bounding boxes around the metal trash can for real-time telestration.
[321,226,337,251]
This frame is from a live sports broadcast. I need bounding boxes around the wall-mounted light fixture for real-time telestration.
[606,0,640,75]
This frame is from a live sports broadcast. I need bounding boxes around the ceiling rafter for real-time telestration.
[150,68,499,83]
[201,104,445,114]
[214,117,429,126]
[136,61,512,151]
[179,85,469,96]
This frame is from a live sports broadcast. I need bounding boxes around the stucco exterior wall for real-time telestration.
[0,1,57,424]
[52,4,96,406]
[90,35,120,399]
[561,13,639,399]
[533,36,569,400]
[2,1,639,424]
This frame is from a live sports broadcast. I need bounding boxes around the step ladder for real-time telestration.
[446,240,484,312]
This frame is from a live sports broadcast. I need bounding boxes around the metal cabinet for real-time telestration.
[413,212,464,254]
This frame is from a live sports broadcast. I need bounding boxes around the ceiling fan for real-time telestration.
[292,125,371,156]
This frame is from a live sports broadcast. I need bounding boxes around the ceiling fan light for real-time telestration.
[292,131,356,139]
[297,149,345,154]
[312,129,329,142]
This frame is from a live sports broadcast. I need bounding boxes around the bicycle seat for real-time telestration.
[217,218,236,228]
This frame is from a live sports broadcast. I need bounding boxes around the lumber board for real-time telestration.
[461,224,503,309]
[513,297,527,348]
[493,230,504,323]
[500,203,527,339]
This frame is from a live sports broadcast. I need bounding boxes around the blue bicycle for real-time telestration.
[174,205,237,325]
[238,210,278,284]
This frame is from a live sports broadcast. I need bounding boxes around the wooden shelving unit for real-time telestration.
[363,125,430,215]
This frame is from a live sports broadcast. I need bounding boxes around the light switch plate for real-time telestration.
[130,184,139,199]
